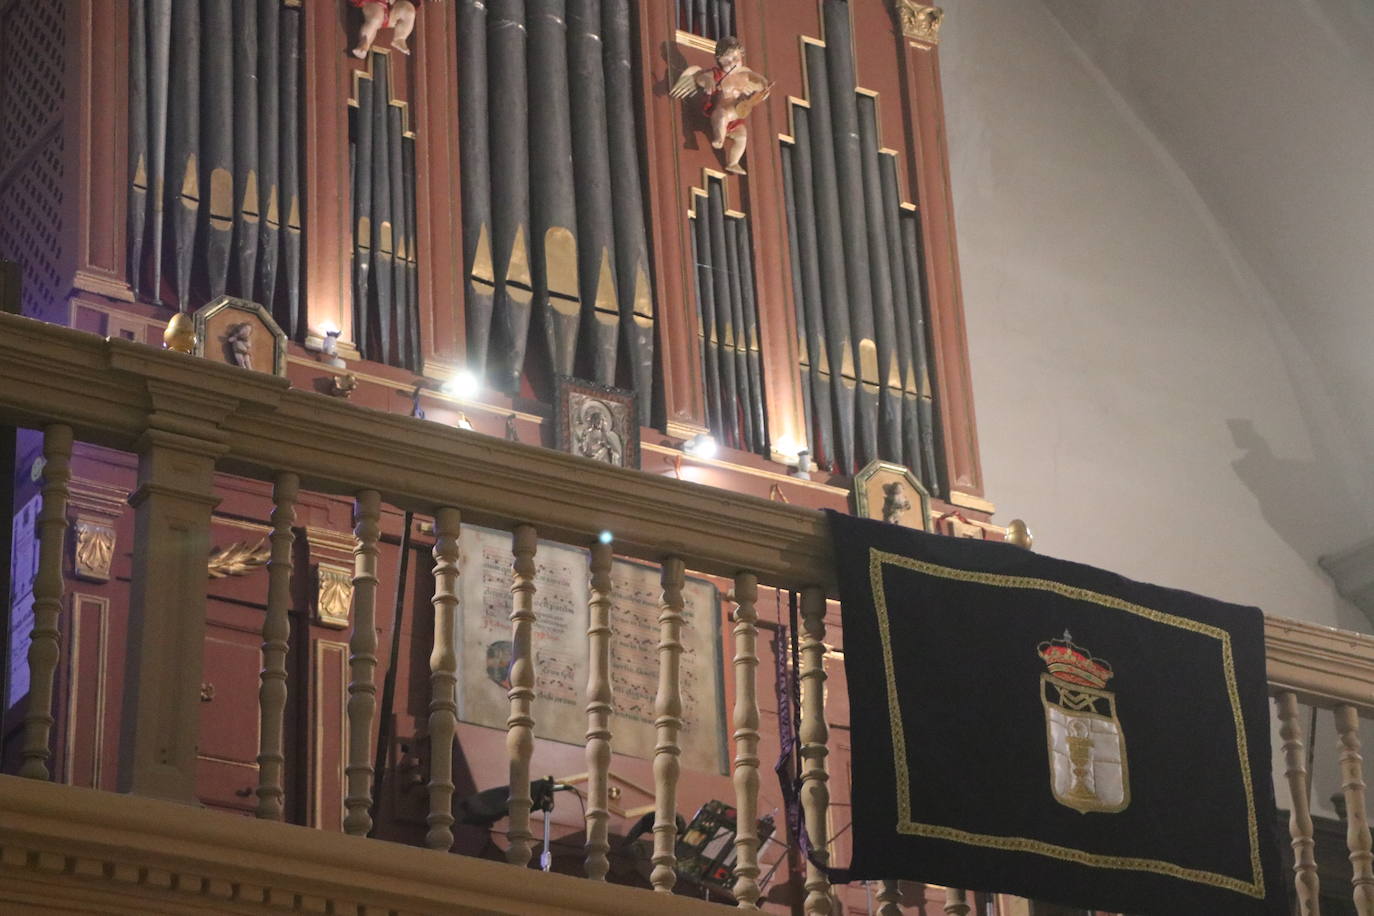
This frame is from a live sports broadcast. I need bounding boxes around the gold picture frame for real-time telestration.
[852,460,932,532]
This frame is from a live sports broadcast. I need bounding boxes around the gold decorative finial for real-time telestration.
[163,312,196,354]
[1004,519,1033,550]
[895,0,943,44]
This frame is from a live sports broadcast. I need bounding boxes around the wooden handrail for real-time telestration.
[2,312,1374,707]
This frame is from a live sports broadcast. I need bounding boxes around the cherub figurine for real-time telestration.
[350,0,442,59]
[671,36,773,175]
[224,322,254,371]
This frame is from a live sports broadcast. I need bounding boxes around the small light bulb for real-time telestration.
[598,530,613,545]
[442,370,481,400]
[683,433,718,460]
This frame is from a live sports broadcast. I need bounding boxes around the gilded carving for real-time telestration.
[73,519,116,582]
[317,563,354,628]
[207,539,272,578]
[895,0,943,44]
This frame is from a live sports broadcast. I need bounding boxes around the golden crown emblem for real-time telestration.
[1038,631,1113,689]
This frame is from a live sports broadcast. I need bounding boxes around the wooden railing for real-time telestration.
[2,311,1374,915]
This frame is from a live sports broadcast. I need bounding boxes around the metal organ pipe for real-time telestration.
[169,0,200,310]
[459,0,497,376]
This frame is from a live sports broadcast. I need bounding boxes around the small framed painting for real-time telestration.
[192,296,289,377]
[852,460,932,532]
[553,376,640,470]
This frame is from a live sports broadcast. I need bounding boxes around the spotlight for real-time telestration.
[683,433,718,460]
[442,370,481,400]
[598,530,613,545]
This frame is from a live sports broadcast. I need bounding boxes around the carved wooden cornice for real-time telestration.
[895,0,943,44]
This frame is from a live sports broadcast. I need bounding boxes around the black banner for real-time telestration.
[824,510,1285,916]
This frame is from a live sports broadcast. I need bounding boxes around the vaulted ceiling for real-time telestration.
[1038,0,1374,482]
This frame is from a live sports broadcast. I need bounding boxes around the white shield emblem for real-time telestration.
[1039,632,1130,815]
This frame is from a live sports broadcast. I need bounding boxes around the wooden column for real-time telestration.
[344,490,382,835]
[1278,692,1320,914]
[1337,705,1374,915]
[584,540,615,880]
[799,586,831,916]
[64,0,134,302]
[652,556,687,893]
[426,506,462,850]
[254,471,299,819]
[897,28,983,498]
[506,524,539,867]
[118,398,229,804]
[731,572,763,909]
[638,4,706,436]
[876,881,901,915]
[303,0,352,345]
[18,425,73,780]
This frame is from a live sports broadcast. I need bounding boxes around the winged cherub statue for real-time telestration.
[671,36,773,175]
[350,0,443,59]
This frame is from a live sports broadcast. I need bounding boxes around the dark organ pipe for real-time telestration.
[568,0,620,387]
[900,212,940,494]
[693,202,724,437]
[601,0,654,421]
[370,58,394,363]
[232,0,260,299]
[822,0,879,469]
[857,94,902,464]
[706,182,740,448]
[169,0,200,310]
[879,156,921,480]
[780,145,816,464]
[257,0,281,309]
[724,219,754,451]
[352,76,375,349]
[281,2,304,337]
[527,0,581,384]
[387,102,407,367]
[488,0,535,393]
[147,0,172,301]
[201,0,234,302]
[404,137,421,370]
[803,42,856,473]
[787,109,835,470]
[459,0,496,376]
[736,220,767,455]
[128,0,148,296]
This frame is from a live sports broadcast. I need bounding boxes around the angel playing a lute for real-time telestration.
[671,36,773,175]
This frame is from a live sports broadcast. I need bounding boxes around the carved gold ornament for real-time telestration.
[207,539,272,578]
[895,0,943,44]
[317,563,354,628]
[73,519,116,582]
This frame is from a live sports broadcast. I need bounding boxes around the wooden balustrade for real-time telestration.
[506,524,539,867]
[11,316,1374,913]
[255,471,298,820]
[344,490,382,836]
[585,541,615,881]
[426,507,463,851]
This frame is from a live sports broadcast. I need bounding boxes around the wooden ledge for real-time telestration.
[0,776,719,916]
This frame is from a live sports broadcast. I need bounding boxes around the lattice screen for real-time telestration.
[0,0,66,322]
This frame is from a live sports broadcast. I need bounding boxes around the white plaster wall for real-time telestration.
[938,0,1371,633]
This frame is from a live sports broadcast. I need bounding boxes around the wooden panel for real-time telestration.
[61,593,108,789]
[198,629,264,812]
[312,639,348,832]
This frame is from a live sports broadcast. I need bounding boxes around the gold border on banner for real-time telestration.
[866,548,1265,900]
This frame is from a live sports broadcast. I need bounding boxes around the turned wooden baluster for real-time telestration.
[875,881,901,915]
[651,556,687,894]
[506,524,539,866]
[799,586,832,916]
[343,490,382,836]
[731,572,763,909]
[255,471,298,819]
[584,540,615,880]
[1278,692,1320,914]
[1337,705,1374,915]
[944,887,971,916]
[19,424,72,780]
[426,507,462,850]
